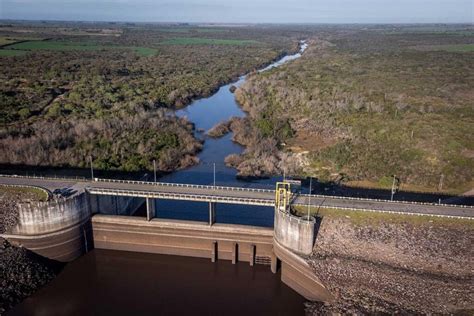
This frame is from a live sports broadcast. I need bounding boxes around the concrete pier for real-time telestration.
[211,241,217,262]
[250,244,255,266]
[232,242,237,264]
[146,198,156,221]
[209,202,216,226]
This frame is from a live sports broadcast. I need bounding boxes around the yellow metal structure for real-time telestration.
[275,182,291,213]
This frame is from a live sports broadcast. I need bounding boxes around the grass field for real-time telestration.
[4,40,158,56]
[413,44,474,52]
[160,37,260,45]
[0,49,28,56]
[0,185,49,202]
[157,28,229,33]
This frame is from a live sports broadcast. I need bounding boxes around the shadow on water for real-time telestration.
[9,249,306,316]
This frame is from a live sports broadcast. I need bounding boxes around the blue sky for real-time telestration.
[1,0,473,23]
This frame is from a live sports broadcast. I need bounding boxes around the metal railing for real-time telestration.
[87,187,275,206]
[94,178,275,194]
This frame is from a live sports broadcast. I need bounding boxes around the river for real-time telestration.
[151,41,308,227]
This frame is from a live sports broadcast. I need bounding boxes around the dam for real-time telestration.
[2,174,472,307]
[1,176,337,303]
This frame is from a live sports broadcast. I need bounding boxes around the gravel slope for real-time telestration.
[0,187,63,315]
[305,214,474,314]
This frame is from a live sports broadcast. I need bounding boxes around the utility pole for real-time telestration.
[89,155,94,180]
[153,159,157,183]
[213,163,216,188]
[307,177,312,219]
[390,175,396,201]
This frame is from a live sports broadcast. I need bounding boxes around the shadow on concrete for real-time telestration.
[312,216,323,246]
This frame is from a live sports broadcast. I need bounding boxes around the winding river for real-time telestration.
[163,41,308,187]
[153,41,308,227]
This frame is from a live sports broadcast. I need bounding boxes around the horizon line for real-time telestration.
[1,18,473,25]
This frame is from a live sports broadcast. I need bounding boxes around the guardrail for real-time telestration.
[296,193,473,209]
[94,178,276,194]
[0,174,86,181]
[87,187,275,206]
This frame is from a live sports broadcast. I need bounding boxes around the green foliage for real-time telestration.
[17,108,31,120]
[3,40,158,56]
[47,103,62,118]
[255,118,273,137]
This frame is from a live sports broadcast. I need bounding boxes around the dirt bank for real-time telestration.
[305,212,474,314]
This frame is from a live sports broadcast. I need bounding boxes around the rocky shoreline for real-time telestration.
[305,213,474,314]
[0,187,64,315]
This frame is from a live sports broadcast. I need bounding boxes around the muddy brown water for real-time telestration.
[9,249,305,316]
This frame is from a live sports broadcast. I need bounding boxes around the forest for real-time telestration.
[0,22,299,172]
[233,25,473,192]
[1,22,472,192]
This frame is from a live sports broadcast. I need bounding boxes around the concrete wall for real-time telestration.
[92,215,275,265]
[273,239,333,302]
[13,193,91,235]
[3,192,144,262]
[274,210,315,255]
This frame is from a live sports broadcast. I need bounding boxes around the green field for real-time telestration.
[4,40,158,56]
[428,44,474,52]
[413,44,474,52]
[160,37,260,45]
[157,28,229,33]
[0,49,28,56]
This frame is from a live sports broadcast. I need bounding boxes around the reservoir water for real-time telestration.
[9,250,306,316]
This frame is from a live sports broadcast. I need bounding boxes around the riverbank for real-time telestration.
[232,27,474,193]
[0,186,64,315]
[303,209,473,314]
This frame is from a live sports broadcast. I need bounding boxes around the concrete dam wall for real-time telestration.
[2,192,143,262]
[274,209,315,255]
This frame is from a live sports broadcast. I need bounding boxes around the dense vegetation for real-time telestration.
[234,25,473,192]
[0,22,297,172]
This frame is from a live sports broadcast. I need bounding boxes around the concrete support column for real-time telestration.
[232,242,238,264]
[211,241,217,263]
[250,244,255,266]
[146,198,156,221]
[271,253,278,274]
[209,202,216,226]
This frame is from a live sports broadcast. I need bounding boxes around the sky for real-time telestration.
[1,0,473,23]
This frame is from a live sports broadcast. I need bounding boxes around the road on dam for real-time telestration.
[0,175,472,219]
